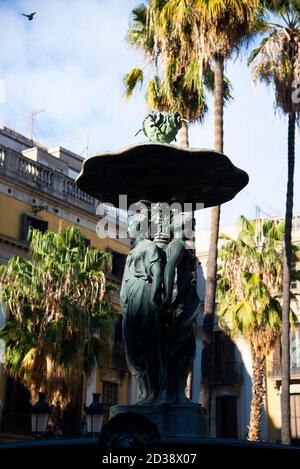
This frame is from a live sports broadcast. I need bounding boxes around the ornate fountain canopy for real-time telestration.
[76,143,248,208]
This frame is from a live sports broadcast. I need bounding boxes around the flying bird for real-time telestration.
[21,12,36,21]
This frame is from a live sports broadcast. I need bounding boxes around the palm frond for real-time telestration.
[123,68,144,99]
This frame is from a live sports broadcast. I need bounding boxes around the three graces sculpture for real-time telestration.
[120,202,199,406]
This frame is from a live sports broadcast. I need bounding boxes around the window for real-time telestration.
[271,330,300,374]
[113,315,123,343]
[291,326,300,370]
[214,331,235,376]
[112,316,127,371]
[102,381,119,407]
[291,394,300,444]
[20,213,48,241]
[111,251,126,279]
[291,280,298,290]
[272,338,281,375]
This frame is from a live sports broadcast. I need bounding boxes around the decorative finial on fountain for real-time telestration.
[135,110,187,144]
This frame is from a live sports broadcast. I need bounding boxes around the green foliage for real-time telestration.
[248,2,300,114]
[124,0,265,128]
[124,68,144,99]
[0,226,115,408]
[127,3,155,53]
[124,1,213,123]
[150,0,264,66]
[217,216,298,355]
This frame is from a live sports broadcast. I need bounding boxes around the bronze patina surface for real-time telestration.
[76,143,249,208]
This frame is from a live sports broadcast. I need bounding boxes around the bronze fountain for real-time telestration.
[76,111,249,447]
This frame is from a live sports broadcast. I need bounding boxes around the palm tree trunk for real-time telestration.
[213,55,224,154]
[200,54,224,414]
[281,111,295,445]
[248,350,265,441]
[179,120,189,147]
[178,117,192,395]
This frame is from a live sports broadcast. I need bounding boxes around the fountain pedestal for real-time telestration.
[109,403,207,444]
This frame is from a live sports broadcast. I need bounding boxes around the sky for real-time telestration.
[0,0,299,229]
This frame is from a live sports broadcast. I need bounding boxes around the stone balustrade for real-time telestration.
[0,147,130,226]
[0,146,98,214]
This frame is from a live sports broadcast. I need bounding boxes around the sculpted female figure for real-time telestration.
[120,208,163,404]
[158,212,200,404]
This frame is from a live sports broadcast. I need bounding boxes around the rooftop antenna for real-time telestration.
[255,205,262,244]
[79,131,89,157]
[29,109,45,140]
[255,205,260,221]
[86,130,89,157]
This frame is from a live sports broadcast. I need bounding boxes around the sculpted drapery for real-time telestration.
[120,206,200,405]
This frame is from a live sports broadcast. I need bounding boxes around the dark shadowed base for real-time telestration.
[0,437,300,466]
[109,403,208,443]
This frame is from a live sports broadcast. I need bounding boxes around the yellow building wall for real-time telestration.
[0,193,128,254]
[266,358,281,442]
[0,195,28,240]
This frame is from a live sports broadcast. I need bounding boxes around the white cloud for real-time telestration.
[0,0,147,152]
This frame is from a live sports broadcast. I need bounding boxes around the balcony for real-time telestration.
[202,361,243,385]
[0,147,97,214]
[268,362,300,380]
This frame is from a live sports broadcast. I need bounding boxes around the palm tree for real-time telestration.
[0,226,115,409]
[248,0,300,443]
[217,216,298,441]
[124,2,234,148]
[124,2,208,146]
[148,0,263,413]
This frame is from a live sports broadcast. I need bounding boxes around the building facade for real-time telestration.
[0,125,133,438]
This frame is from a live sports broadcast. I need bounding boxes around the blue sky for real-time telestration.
[0,0,299,228]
